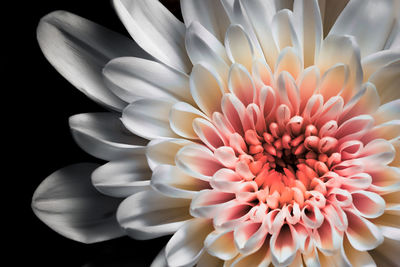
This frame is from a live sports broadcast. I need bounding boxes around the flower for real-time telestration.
[32,0,400,266]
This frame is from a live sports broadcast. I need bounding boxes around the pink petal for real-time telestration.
[193,118,227,151]
[190,189,235,218]
[351,190,385,218]
[270,224,299,266]
[176,144,223,180]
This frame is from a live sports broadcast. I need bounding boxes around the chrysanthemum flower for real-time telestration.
[32,0,400,266]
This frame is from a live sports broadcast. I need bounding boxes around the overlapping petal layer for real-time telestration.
[34,0,400,266]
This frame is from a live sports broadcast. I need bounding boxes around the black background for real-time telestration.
[9,0,181,266]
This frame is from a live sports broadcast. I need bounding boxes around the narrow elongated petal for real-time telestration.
[190,64,226,117]
[146,138,192,170]
[151,165,210,199]
[181,0,230,42]
[113,0,191,72]
[293,0,323,67]
[91,155,151,197]
[169,102,207,139]
[103,57,193,104]
[329,0,396,57]
[122,98,178,140]
[37,11,149,111]
[165,218,214,267]
[32,163,123,243]
[186,21,230,82]
[117,189,192,240]
[69,113,147,161]
[369,60,400,104]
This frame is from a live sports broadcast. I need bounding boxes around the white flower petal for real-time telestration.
[368,59,400,104]
[181,0,230,42]
[205,230,238,260]
[185,21,230,82]
[275,47,303,80]
[225,24,254,72]
[91,155,151,198]
[317,34,362,102]
[190,189,235,218]
[272,9,300,52]
[146,138,192,171]
[150,247,168,267]
[190,63,226,117]
[342,237,376,267]
[69,113,147,161]
[293,0,323,67]
[361,50,400,82]
[122,98,178,140]
[151,164,209,199]
[344,209,384,251]
[169,102,207,139]
[226,0,265,59]
[240,0,279,69]
[113,0,191,72]
[329,0,397,57]
[117,189,191,240]
[373,99,400,125]
[165,218,214,267]
[103,57,193,104]
[37,11,149,111]
[32,163,123,244]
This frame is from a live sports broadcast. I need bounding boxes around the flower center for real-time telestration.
[230,114,341,210]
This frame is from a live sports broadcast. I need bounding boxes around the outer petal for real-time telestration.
[185,21,230,83]
[165,218,214,267]
[181,0,230,42]
[329,0,396,57]
[37,11,149,111]
[122,98,178,140]
[169,102,207,139]
[190,63,226,117]
[240,0,279,69]
[113,0,191,72]
[204,230,238,260]
[317,34,362,102]
[91,155,151,198]
[368,59,400,104]
[151,165,210,199]
[32,163,123,243]
[361,50,400,81]
[103,57,193,104]
[117,189,191,240]
[150,247,168,267]
[146,138,192,171]
[293,0,323,67]
[69,113,147,161]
